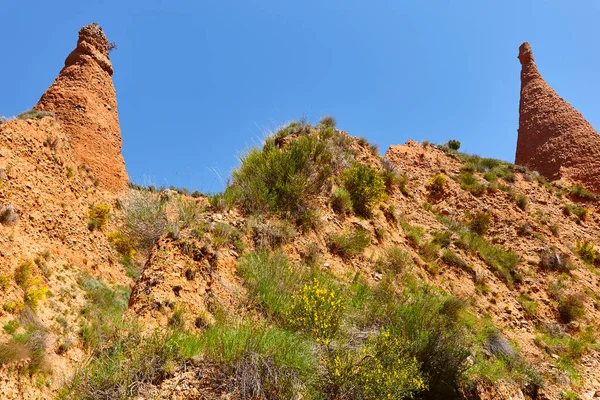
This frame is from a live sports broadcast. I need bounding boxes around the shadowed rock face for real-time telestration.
[36,23,127,193]
[516,42,600,193]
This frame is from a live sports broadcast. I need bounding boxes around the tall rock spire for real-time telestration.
[36,23,128,192]
[516,42,600,193]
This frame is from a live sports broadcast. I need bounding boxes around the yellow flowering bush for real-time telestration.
[287,279,345,344]
[357,330,427,399]
[108,230,136,258]
[320,331,426,399]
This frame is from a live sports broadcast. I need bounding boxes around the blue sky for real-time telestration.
[2,1,600,192]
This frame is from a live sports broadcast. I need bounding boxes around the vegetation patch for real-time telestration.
[342,163,386,217]
[327,228,370,258]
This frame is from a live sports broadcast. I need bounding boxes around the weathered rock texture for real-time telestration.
[516,42,600,192]
[36,23,127,192]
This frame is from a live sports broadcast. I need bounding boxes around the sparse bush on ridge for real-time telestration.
[16,109,54,120]
[319,115,337,128]
[381,157,407,194]
[230,129,333,216]
[211,222,242,249]
[447,140,461,150]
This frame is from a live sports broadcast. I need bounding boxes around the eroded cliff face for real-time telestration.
[516,42,600,193]
[36,23,128,193]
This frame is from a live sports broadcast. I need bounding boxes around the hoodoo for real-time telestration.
[516,42,600,192]
[35,23,128,192]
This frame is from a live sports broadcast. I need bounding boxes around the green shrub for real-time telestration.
[469,212,491,236]
[231,133,332,215]
[517,293,538,319]
[296,208,322,232]
[427,174,447,194]
[393,287,471,398]
[107,230,136,258]
[401,222,424,248]
[461,233,520,286]
[61,327,198,399]
[3,320,19,335]
[442,249,467,269]
[432,230,452,248]
[77,273,130,351]
[563,204,589,221]
[569,184,597,201]
[237,250,299,319]
[14,259,33,288]
[420,241,440,263]
[447,140,461,150]
[121,191,169,251]
[575,240,598,265]
[342,163,386,217]
[459,172,485,196]
[208,190,237,211]
[377,246,414,274]
[249,218,297,248]
[287,278,345,344]
[328,229,370,258]
[16,109,54,120]
[558,294,585,323]
[513,193,527,211]
[198,324,316,399]
[88,204,110,231]
[0,274,9,291]
[380,158,406,194]
[211,222,242,249]
[319,115,337,128]
[330,187,353,215]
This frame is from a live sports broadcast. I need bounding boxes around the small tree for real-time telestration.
[447,140,461,151]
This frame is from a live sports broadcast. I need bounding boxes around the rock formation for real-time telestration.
[36,23,127,192]
[516,42,600,193]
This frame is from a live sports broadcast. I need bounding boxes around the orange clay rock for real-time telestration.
[516,42,600,193]
[36,23,127,193]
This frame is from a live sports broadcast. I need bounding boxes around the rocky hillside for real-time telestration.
[1,24,600,400]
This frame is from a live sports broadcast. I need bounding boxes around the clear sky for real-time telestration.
[2,1,599,192]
